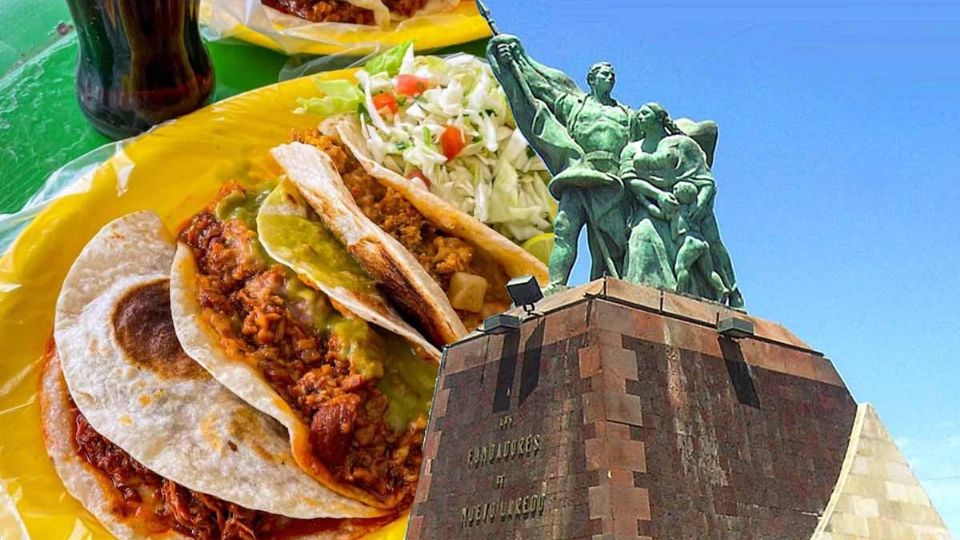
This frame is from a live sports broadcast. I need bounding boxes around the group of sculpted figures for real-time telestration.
[487,35,744,309]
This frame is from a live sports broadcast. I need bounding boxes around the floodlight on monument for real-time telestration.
[506,275,543,315]
[483,313,521,334]
[717,316,755,339]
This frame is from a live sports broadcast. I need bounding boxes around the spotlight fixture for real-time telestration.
[483,313,521,334]
[505,275,544,315]
[717,316,755,339]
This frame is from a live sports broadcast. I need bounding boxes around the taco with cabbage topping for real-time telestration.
[274,123,548,342]
[170,179,442,510]
[44,212,391,539]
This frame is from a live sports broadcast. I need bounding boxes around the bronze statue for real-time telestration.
[481,3,743,307]
[620,103,743,307]
[489,36,633,293]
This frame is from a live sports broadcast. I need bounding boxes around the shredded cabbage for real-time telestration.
[299,46,556,243]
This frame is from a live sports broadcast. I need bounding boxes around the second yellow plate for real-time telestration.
[201,0,492,56]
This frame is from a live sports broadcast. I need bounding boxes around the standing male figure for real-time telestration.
[487,35,636,292]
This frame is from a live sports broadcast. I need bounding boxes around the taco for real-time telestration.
[170,180,441,511]
[45,212,390,539]
[261,0,459,26]
[274,122,548,340]
[293,48,557,246]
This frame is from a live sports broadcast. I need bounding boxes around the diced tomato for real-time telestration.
[395,75,430,97]
[407,169,431,189]
[440,125,465,161]
[372,92,398,114]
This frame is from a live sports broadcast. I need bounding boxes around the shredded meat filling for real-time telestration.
[383,0,429,17]
[180,188,424,505]
[293,130,512,328]
[260,0,430,23]
[70,401,349,540]
[261,0,374,24]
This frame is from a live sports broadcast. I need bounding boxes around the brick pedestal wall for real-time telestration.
[407,279,857,540]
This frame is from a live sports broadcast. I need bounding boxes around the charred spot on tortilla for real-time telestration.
[355,238,441,343]
[113,279,204,380]
[226,407,287,464]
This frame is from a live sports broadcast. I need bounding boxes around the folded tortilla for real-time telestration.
[271,142,468,346]
[40,350,191,540]
[273,121,548,344]
[256,178,440,361]
[170,183,440,510]
[46,212,389,539]
[338,119,548,284]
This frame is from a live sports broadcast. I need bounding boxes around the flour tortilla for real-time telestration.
[256,178,441,363]
[407,0,460,19]
[270,142,469,346]
[39,351,188,540]
[52,211,381,520]
[39,352,386,540]
[171,242,414,510]
[336,118,549,285]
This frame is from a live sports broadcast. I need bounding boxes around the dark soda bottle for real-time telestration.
[66,0,215,139]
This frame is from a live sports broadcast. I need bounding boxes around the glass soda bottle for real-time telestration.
[65,0,215,139]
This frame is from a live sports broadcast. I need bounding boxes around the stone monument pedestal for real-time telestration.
[406,279,950,540]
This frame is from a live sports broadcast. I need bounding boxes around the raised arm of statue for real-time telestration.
[511,51,567,105]
[489,35,582,119]
[487,34,586,177]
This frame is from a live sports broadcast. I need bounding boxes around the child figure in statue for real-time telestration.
[669,181,730,302]
[620,102,743,306]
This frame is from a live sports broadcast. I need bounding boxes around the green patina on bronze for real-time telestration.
[480,2,743,308]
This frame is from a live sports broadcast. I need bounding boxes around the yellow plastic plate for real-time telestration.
[0,68,404,540]
[201,0,492,56]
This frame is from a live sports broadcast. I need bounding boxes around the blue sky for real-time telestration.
[484,0,960,530]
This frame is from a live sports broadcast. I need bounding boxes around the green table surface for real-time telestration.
[0,0,486,214]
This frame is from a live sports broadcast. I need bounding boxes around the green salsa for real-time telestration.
[215,182,277,266]
[329,317,386,380]
[284,274,334,333]
[215,181,276,230]
[256,180,376,295]
[253,179,437,431]
[378,335,439,431]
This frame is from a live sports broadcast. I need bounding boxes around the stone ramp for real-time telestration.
[812,404,952,540]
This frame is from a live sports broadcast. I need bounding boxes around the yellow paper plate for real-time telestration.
[0,68,406,540]
[201,0,492,56]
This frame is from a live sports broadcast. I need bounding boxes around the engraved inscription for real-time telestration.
[459,493,548,529]
[467,434,542,468]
